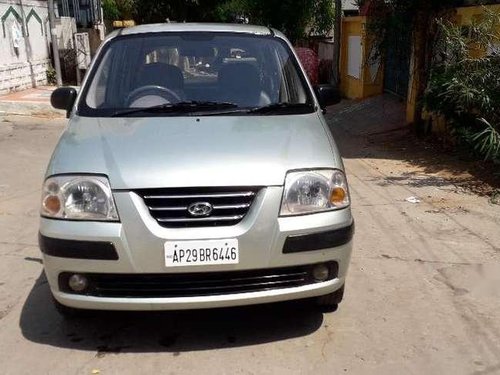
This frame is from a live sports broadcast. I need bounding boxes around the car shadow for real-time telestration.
[20,272,324,354]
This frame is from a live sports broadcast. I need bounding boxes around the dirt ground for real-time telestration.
[372,131,499,197]
[1,98,499,375]
[329,96,500,199]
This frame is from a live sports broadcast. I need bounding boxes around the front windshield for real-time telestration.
[79,32,313,117]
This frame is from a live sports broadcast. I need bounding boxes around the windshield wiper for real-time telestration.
[111,101,239,117]
[247,102,314,114]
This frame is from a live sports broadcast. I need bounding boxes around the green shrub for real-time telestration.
[424,9,500,162]
[46,67,57,85]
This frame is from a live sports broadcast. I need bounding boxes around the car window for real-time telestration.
[79,33,313,116]
[86,50,112,108]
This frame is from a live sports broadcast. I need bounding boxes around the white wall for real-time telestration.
[342,0,359,11]
[0,0,51,93]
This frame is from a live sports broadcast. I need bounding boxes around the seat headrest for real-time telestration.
[139,62,184,90]
[218,63,260,92]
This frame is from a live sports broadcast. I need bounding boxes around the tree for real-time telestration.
[102,0,120,21]
[132,0,336,43]
[331,0,342,86]
[214,0,252,23]
[134,0,204,24]
[215,0,336,42]
[410,0,457,134]
[102,0,136,21]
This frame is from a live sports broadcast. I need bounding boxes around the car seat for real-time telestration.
[218,63,271,107]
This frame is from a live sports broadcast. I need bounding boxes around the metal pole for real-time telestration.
[76,66,82,85]
[75,33,82,85]
[48,0,63,86]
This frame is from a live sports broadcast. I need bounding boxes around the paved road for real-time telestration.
[0,105,499,375]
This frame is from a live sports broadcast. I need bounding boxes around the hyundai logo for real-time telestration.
[187,202,213,217]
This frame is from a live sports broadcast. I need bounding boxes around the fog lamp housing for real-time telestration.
[312,264,330,282]
[68,274,88,292]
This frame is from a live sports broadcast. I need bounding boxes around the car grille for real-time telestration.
[58,263,338,298]
[135,187,261,228]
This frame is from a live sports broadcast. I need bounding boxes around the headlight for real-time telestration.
[41,175,119,221]
[280,169,350,216]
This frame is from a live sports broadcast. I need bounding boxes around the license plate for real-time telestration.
[164,239,239,267]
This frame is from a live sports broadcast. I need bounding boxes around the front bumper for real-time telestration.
[40,187,353,310]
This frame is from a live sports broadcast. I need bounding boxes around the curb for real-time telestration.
[0,101,64,117]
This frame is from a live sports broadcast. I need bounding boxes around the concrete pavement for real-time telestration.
[0,86,63,117]
[0,100,499,375]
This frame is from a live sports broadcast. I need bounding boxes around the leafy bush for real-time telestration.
[103,0,135,21]
[214,0,335,42]
[46,67,57,85]
[103,0,120,20]
[424,9,500,162]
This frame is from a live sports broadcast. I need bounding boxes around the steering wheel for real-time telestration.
[125,85,182,107]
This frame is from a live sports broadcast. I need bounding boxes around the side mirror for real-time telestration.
[51,87,78,118]
[314,84,341,113]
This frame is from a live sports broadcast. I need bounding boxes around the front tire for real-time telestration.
[316,285,344,312]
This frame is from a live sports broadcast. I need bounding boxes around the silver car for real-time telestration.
[41,23,353,316]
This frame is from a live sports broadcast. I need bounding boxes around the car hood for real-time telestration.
[47,113,341,189]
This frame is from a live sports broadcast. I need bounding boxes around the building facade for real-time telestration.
[57,0,102,28]
[339,1,500,125]
[0,0,51,93]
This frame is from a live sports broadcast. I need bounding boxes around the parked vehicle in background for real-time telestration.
[41,23,353,316]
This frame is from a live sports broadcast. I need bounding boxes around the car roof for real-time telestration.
[112,23,279,38]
